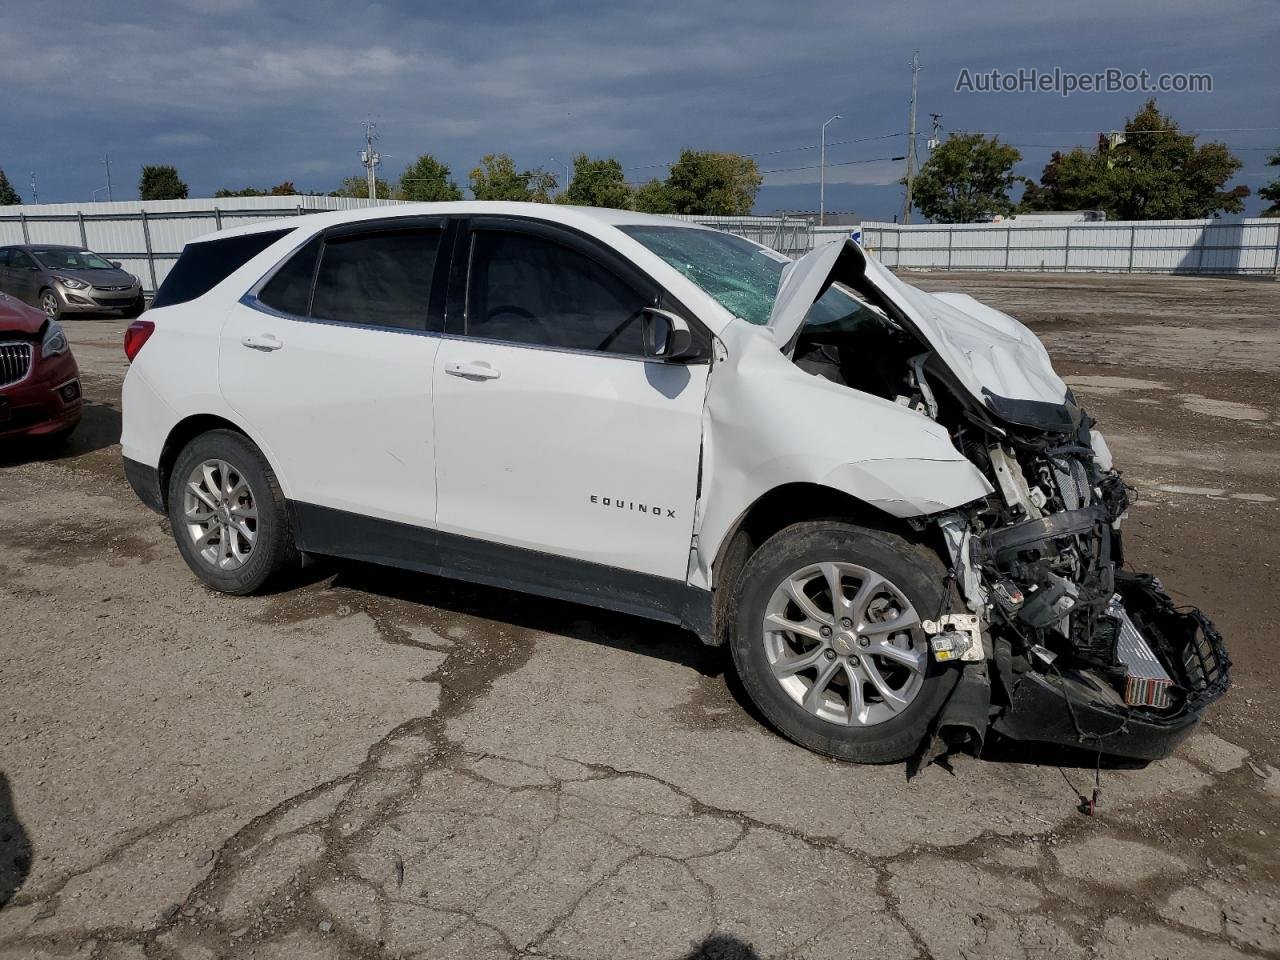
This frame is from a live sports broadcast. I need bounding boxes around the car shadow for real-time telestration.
[685,934,762,959]
[0,772,32,908]
[0,398,121,466]
[324,558,731,680]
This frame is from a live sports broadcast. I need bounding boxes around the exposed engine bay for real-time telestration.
[790,281,1231,760]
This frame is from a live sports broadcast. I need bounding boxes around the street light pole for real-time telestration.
[549,157,571,196]
[820,114,841,227]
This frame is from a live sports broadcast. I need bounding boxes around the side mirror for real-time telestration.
[641,307,696,361]
[111,261,122,268]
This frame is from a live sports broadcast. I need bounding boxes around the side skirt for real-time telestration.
[290,502,713,642]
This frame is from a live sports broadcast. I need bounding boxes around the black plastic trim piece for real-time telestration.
[123,457,164,514]
[982,389,1082,432]
[992,668,1203,761]
[290,501,713,641]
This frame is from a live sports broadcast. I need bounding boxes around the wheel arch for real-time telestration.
[707,482,940,647]
[158,413,278,510]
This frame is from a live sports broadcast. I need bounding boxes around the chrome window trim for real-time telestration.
[238,292,441,339]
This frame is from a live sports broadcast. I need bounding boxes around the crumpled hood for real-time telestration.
[769,239,1069,411]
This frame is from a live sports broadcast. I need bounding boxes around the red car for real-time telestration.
[0,290,81,442]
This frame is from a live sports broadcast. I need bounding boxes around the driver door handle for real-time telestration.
[241,334,283,352]
[445,360,501,381]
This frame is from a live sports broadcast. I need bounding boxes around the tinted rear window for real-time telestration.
[258,236,321,316]
[151,229,289,309]
[309,230,440,330]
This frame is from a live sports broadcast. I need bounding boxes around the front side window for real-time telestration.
[465,230,651,355]
[10,250,35,269]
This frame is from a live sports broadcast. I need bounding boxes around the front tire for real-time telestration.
[167,429,297,595]
[39,289,62,321]
[729,520,958,763]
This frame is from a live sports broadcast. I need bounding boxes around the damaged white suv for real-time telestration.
[121,203,1229,764]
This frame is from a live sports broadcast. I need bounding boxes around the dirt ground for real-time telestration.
[1,272,1277,960]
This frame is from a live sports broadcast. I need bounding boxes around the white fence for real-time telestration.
[0,197,406,294]
[857,218,1280,275]
[0,200,816,294]
[5,199,1276,290]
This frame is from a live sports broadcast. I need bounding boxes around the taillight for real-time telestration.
[123,320,155,362]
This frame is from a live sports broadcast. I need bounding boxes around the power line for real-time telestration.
[625,132,906,171]
[760,155,904,176]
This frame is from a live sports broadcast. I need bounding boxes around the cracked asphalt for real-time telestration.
[2,272,1278,959]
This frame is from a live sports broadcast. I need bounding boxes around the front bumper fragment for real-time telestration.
[990,573,1229,761]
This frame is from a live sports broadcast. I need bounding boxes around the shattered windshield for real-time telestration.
[620,225,887,332]
[621,225,786,325]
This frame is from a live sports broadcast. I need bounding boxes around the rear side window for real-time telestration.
[152,229,289,309]
[258,236,321,316]
[310,230,439,330]
[465,230,651,355]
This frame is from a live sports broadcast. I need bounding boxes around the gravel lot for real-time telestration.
[1,272,1277,960]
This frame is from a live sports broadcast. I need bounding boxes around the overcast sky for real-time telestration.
[1,0,1276,218]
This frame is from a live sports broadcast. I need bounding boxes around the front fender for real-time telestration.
[695,325,992,585]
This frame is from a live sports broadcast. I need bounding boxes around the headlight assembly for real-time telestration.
[42,321,70,357]
[54,275,88,290]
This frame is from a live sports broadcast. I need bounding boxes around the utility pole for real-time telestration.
[901,51,920,225]
[928,113,943,151]
[29,172,38,204]
[819,114,841,226]
[360,121,382,201]
[103,154,113,202]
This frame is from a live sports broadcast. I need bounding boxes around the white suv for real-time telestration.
[121,203,1228,764]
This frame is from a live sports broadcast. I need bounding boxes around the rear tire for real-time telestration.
[167,429,297,595]
[729,520,958,763]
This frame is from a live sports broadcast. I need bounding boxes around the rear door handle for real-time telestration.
[241,334,283,352]
[445,360,501,381]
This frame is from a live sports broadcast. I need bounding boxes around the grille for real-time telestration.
[95,284,132,292]
[0,342,33,388]
[1051,455,1091,510]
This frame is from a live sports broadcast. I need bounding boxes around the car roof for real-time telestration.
[192,202,716,244]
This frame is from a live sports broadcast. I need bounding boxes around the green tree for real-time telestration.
[0,168,21,205]
[912,133,1023,223]
[663,150,762,215]
[1021,100,1248,219]
[398,154,463,202]
[561,154,633,208]
[1255,150,1279,217]
[633,178,675,214]
[214,181,298,198]
[138,164,189,200]
[468,153,554,201]
[526,167,558,203]
[330,176,391,199]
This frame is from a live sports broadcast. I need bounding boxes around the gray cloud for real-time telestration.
[0,0,1274,217]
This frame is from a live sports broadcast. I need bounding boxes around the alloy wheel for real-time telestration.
[182,459,258,570]
[762,561,927,726]
[41,292,60,319]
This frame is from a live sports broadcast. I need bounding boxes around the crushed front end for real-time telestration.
[934,401,1231,760]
